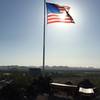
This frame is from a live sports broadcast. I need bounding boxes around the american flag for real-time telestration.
[46,2,75,24]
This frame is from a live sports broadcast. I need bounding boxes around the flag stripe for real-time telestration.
[48,17,72,21]
[48,20,73,24]
[48,13,70,17]
[56,5,70,11]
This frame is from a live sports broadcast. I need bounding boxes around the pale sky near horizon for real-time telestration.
[0,0,100,67]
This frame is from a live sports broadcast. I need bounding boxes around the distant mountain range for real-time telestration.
[44,66,100,72]
[0,65,100,72]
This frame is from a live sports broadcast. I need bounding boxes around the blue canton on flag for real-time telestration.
[46,3,60,13]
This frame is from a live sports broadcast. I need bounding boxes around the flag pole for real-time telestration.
[43,0,46,71]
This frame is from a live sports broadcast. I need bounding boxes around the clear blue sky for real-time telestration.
[0,0,100,67]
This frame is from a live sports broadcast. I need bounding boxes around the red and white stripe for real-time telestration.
[48,13,73,24]
[47,5,73,24]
